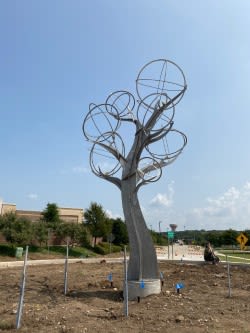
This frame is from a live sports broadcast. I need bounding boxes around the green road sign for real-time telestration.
[167,231,174,239]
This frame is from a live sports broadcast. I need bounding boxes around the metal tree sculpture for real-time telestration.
[83,59,187,298]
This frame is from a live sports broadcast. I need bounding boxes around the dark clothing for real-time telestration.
[204,245,219,264]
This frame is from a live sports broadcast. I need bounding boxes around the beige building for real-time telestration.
[0,202,83,224]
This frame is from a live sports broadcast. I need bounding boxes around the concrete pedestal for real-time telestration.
[126,279,161,300]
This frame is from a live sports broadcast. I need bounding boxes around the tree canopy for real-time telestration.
[41,203,61,229]
[111,218,129,245]
[0,212,33,246]
[84,202,111,246]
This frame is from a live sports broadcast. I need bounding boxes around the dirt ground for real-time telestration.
[0,260,250,333]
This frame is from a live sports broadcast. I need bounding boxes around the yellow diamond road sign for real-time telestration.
[236,233,248,250]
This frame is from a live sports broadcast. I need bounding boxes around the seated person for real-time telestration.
[204,242,219,264]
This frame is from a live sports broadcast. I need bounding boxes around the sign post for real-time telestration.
[123,246,128,317]
[107,233,115,254]
[167,232,175,260]
[16,246,29,329]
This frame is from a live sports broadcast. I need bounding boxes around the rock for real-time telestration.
[175,315,185,322]
[109,311,117,319]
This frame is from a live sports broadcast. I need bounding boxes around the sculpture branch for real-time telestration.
[144,89,185,133]
[96,166,122,189]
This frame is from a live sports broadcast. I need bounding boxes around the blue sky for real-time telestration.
[1,0,250,231]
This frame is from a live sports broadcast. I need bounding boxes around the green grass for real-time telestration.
[93,242,122,255]
[0,320,15,330]
[47,245,94,258]
[0,244,96,259]
[218,250,250,263]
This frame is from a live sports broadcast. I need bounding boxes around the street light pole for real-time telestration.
[47,228,51,254]
[158,221,162,245]
[158,221,162,234]
[167,227,170,259]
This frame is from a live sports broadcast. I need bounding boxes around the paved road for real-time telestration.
[0,257,126,269]
[0,245,206,269]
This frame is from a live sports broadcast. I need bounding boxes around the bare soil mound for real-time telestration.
[0,260,250,332]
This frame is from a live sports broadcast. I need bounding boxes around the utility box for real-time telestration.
[15,247,23,259]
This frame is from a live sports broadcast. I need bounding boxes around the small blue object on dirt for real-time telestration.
[175,283,184,290]
[140,280,145,289]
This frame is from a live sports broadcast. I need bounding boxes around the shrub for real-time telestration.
[94,242,122,255]
[0,244,16,257]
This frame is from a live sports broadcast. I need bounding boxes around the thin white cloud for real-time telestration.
[105,209,123,220]
[150,193,173,207]
[193,186,240,218]
[188,182,250,230]
[27,193,38,200]
[243,181,250,192]
[72,166,89,174]
[150,182,175,208]
[140,182,176,231]
[143,181,250,231]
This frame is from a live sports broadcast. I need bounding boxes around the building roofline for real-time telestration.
[2,203,16,206]
[59,207,83,210]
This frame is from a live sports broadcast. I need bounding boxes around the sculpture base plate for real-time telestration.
[125,279,161,300]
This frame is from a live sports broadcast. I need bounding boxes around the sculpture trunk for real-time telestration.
[121,176,159,281]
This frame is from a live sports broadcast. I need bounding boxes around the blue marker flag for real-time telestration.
[140,280,145,289]
[160,272,164,280]
[108,273,113,282]
[175,282,184,289]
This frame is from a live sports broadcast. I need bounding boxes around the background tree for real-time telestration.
[84,202,111,246]
[0,212,33,246]
[41,203,61,230]
[111,218,129,245]
[77,224,91,247]
[221,229,238,247]
[244,230,250,246]
[32,221,48,246]
[55,222,90,247]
